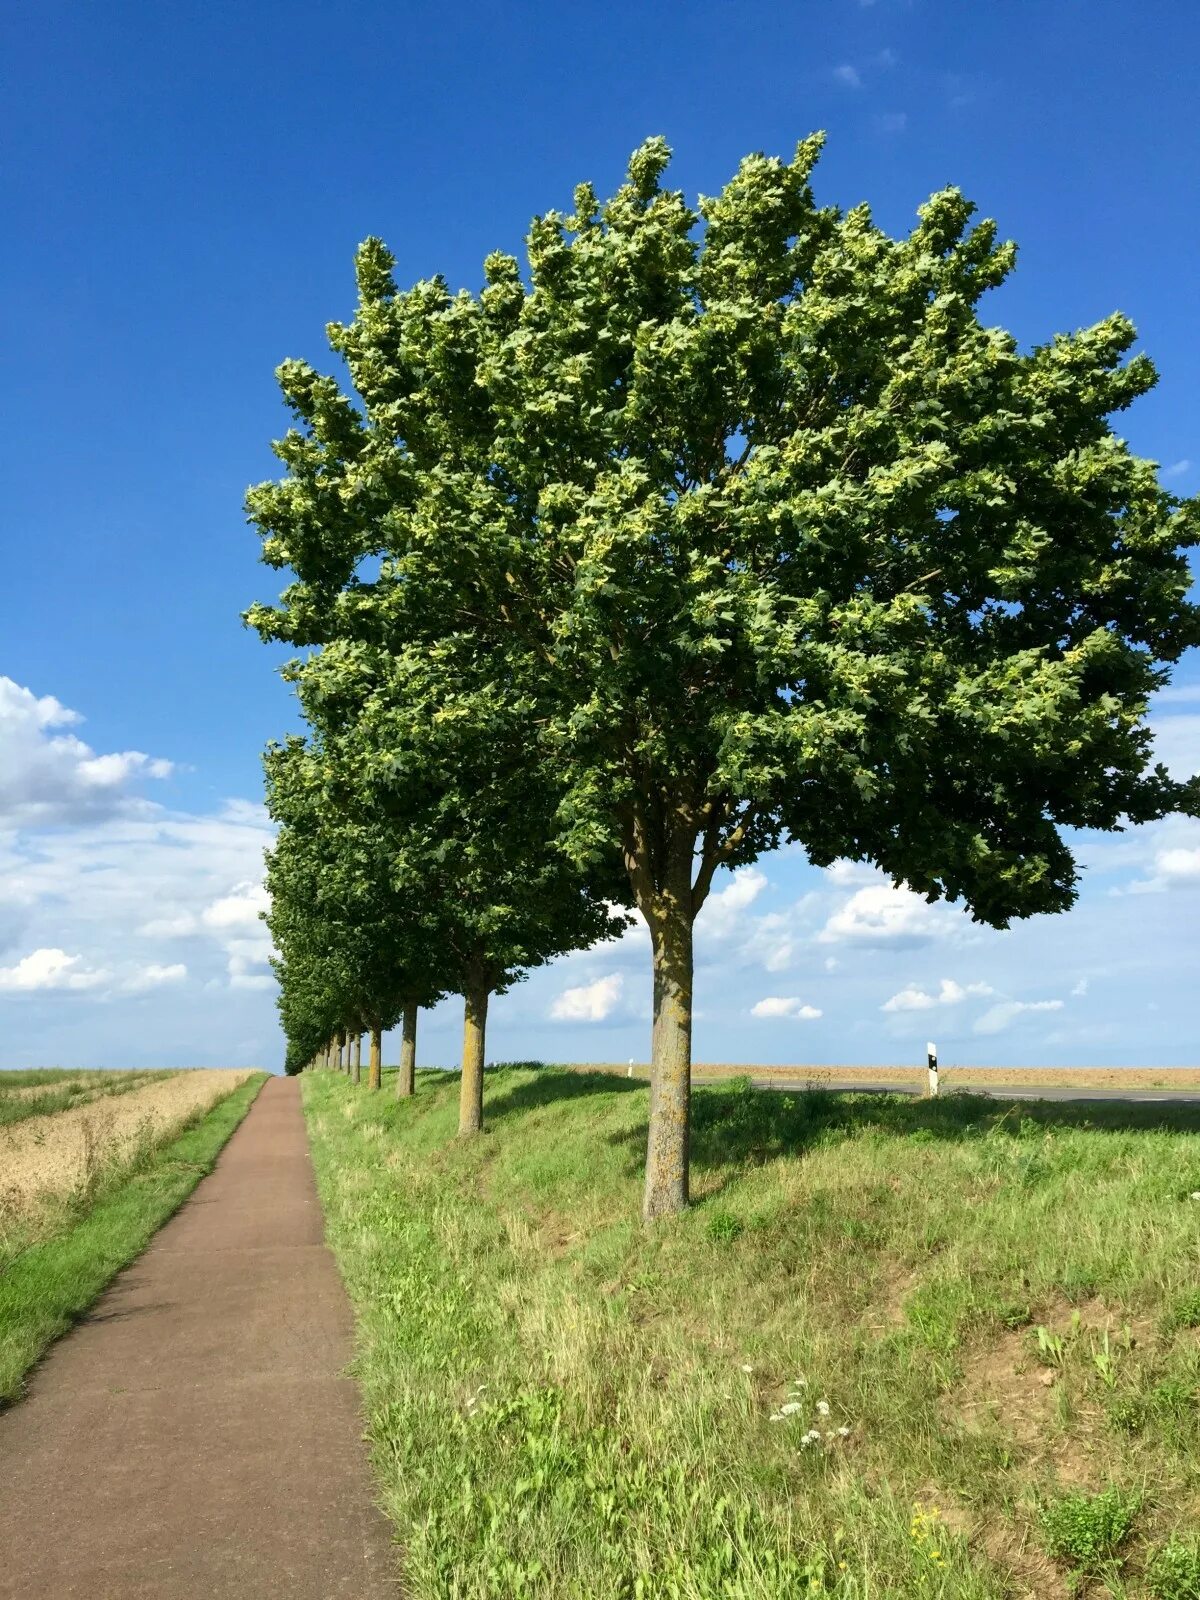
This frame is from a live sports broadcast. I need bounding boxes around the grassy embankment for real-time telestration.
[303,1066,1200,1600]
[0,1071,266,1402]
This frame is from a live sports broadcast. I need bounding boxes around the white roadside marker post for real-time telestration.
[627,1058,635,1079]
[927,1041,939,1098]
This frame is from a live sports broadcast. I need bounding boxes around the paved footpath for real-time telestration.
[0,1076,397,1598]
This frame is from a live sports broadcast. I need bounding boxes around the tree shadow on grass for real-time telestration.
[481,1063,646,1120]
[477,1065,1200,1201]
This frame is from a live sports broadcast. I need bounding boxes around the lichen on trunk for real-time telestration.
[643,890,694,1222]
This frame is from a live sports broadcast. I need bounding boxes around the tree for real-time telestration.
[264,736,446,1087]
[274,640,630,1133]
[248,135,1199,1217]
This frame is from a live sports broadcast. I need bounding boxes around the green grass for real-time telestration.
[0,1068,176,1127]
[302,1066,1200,1600]
[0,1072,266,1403]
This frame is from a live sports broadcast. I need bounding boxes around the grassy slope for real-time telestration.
[0,1073,266,1403]
[304,1067,1200,1600]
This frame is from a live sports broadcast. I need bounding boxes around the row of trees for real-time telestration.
[250,135,1198,1219]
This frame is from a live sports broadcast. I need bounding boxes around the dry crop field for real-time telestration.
[0,1067,256,1252]
[583,1064,1200,1093]
[0,1066,263,1400]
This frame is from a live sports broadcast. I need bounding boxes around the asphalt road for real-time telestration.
[740,1077,1200,1105]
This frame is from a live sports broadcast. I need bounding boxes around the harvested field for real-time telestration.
[579,1062,1200,1091]
[0,1069,255,1232]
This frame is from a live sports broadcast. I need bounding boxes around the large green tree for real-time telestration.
[264,736,446,1088]
[248,136,1199,1217]
[277,640,630,1132]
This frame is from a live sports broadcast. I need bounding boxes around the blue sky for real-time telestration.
[1,0,1197,1070]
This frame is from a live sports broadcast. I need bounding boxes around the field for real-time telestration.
[587,1065,1200,1093]
[0,1067,265,1401]
[303,1066,1200,1600]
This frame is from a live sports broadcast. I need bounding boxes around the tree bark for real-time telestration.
[458,971,489,1136]
[397,1001,417,1098]
[351,1032,362,1086]
[369,1024,383,1092]
[642,853,696,1222]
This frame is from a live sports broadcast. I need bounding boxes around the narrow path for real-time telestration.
[0,1077,397,1598]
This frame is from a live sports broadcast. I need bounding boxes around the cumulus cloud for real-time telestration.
[0,676,173,824]
[124,962,187,992]
[0,947,107,992]
[974,999,1064,1036]
[201,881,270,930]
[833,63,862,89]
[751,996,822,1020]
[700,867,768,934]
[1125,840,1200,894]
[882,977,994,1012]
[819,881,951,946]
[1163,459,1191,478]
[550,973,624,1022]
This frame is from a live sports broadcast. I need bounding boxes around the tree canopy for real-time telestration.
[249,134,1199,1215]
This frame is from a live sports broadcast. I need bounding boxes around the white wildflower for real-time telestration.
[740,1364,754,1374]
[816,1399,831,1417]
[799,1429,822,1447]
[769,1400,806,1421]
[837,1426,852,1438]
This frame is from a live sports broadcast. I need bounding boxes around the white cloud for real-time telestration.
[751,996,822,1020]
[124,962,187,992]
[820,881,950,946]
[974,999,1065,1036]
[833,63,862,89]
[700,867,768,935]
[0,676,173,824]
[0,947,107,992]
[1070,978,1089,997]
[550,972,624,1022]
[825,860,878,885]
[201,881,270,930]
[139,913,198,938]
[881,977,994,1012]
[1158,848,1200,881]
[877,112,908,133]
[1149,714,1200,782]
[1125,836,1200,895]
[1163,459,1191,478]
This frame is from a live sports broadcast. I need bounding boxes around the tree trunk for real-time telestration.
[458,972,489,1136]
[642,873,695,1222]
[369,1024,382,1092]
[397,1001,417,1098]
[351,1033,362,1085]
